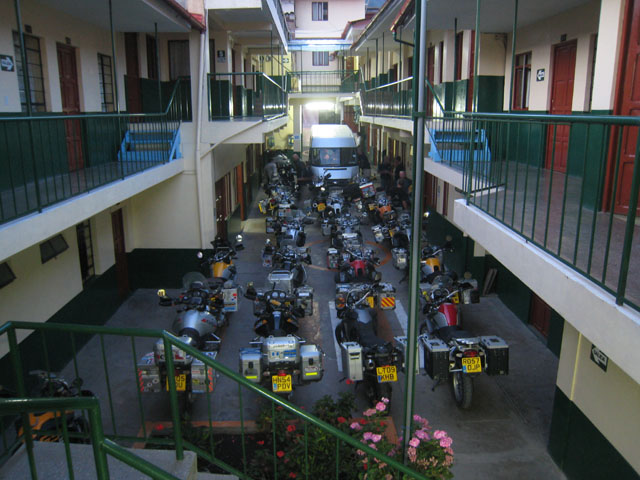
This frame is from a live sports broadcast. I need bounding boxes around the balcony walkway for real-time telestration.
[0,160,165,225]
[468,162,640,309]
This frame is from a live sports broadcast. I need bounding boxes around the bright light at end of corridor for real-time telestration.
[305,101,335,111]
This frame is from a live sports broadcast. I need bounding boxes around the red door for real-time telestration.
[125,33,142,113]
[545,41,577,172]
[529,293,551,338]
[467,31,475,112]
[215,176,228,239]
[235,163,245,221]
[111,209,130,298]
[608,0,640,214]
[427,46,435,116]
[57,43,83,171]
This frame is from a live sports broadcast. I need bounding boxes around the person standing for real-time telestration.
[378,155,392,191]
[357,147,370,178]
[394,156,404,182]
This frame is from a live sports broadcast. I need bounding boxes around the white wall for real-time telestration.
[502,0,600,111]
[295,0,364,38]
[557,322,640,472]
[0,0,127,113]
[478,33,507,76]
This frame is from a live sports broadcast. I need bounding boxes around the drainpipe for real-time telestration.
[508,0,519,112]
[472,0,480,113]
[155,22,161,112]
[403,0,428,462]
[108,0,120,113]
[194,16,208,249]
[393,30,414,48]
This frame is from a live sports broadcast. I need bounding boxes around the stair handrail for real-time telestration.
[0,396,179,480]
[0,320,429,480]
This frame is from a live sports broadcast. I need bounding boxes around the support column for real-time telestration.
[508,0,519,112]
[293,103,302,153]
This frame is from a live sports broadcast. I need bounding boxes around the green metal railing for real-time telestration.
[0,321,428,479]
[0,78,189,226]
[208,72,287,120]
[287,70,360,94]
[360,78,640,310]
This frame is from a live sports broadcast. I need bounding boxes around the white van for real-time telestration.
[309,124,358,184]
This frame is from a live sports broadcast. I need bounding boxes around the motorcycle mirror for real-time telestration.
[157,289,166,297]
[423,211,430,219]
[234,234,245,250]
[196,251,204,259]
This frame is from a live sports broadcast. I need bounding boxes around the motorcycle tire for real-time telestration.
[335,323,347,344]
[451,372,473,409]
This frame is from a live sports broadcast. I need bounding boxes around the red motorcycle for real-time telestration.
[334,248,381,284]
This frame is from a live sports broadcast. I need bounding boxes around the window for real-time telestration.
[97,54,114,112]
[76,221,95,285]
[0,263,16,289]
[40,234,69,264]
[512,52,531,110]
[312,51,329,66]
[12,31,46,112]
[312,2,328,21]
[168,40,190,80]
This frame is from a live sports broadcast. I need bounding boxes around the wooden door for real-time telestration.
[111,209,129,298]
[125,33,142,113]
[57,43,83,171]
[529,293,551,338]
[545,41,577,172]
[608,0,640,214]
[467,31,475,112]
[346,56,354,71]
[236,163,245,220]
[215,177,228,239]
[427,46,435,116]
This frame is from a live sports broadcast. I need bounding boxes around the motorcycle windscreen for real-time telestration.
[182,271,209,290]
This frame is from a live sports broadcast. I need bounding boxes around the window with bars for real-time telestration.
[312,51,329,66]
[40,234,69,264]
[12,31,46,112]
[312,2,328,21]
[98,54,115,112]
[76,221,95,285]
[513,52,531,110]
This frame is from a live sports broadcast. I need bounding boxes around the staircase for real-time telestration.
[0,441,238,480]
[118,122,182,163]
[427,127,491,164]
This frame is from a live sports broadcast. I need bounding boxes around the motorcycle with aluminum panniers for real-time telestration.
[137,272,228,409]
[417,272,509,409]
[239,286,324,398]
[334,282,403,406]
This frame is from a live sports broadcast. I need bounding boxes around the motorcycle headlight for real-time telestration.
[365,357,376,370]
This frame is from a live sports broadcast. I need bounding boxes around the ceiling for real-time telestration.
[33,0,193,33]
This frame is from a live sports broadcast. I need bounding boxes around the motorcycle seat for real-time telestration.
[355,322,387,348]
[437,326,475,344]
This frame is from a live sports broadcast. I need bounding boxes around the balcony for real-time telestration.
[287,70,361,95]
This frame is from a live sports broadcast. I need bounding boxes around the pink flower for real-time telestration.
[370,434,382,443]
[363,431,373,441]
[350,422,362,431]
[407,446,417,462]
[409,437,420,448]
[375,401,386,412]
[412,414,422,422]
[415,429,429,440]
[363,408,377,417]
[439,437,453,448]
[381,397,389,404]
[434,430,447,439]
[356,449,365,457]
[368,443,377,450]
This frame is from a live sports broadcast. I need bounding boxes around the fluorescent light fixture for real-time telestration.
[305,101,334,111]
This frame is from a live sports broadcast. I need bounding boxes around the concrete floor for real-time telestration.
[57,188,564,479]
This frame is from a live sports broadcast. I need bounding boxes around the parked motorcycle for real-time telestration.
[137,272,228,409]
[240,286,324,397]
[198,235,244,291]
[334,283,402,405]
[333,247,382,284]
[1,370,94,443]
[418,273,509,409]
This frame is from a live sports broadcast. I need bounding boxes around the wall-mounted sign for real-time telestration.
[536,68,545,82]
[216,50,226,63]
[0,55,15,72]
[590,344,608,372]
[282,57,289,64]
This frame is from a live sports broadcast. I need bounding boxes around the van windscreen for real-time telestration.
[310,148,357,167]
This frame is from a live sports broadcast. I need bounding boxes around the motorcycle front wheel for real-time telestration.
[451,372,473,409]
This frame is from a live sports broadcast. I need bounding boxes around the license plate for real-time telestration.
[376,365,397,383]
[166,374,187,392]
[272,375,292,393]
[462,357,482,373]
[317,203,326,212]
[451,292,460,304]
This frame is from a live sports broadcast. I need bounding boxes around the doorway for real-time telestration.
[111,209,130,298]
[124,33,142,113]
[545,40,577,173]
[215,176,228,239]
[57,43,83,171]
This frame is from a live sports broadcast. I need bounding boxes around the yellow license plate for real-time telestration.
[376,365,397,383]
[366,296,375,308]
[272,375,292,393]
[462,357,482,373]
[166,374,187,392]
[317,203,326,212]
[451,292,460,304]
